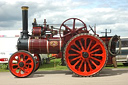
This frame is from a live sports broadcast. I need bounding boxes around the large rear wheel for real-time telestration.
[8,50,36,78]
[64,33,107,76]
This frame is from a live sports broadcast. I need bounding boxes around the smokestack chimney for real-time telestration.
[21,6,29,38]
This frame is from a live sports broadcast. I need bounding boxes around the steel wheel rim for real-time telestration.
[65,34,107,76]
[9,51,35,77]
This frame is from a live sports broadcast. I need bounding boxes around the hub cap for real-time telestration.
[82,52,89,58]
[19,62,24,67]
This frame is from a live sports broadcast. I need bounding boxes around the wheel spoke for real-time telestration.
[18,69,22,74]
[84,62,87,72]
[76,26,85,32]
[73,59,81,68]
[23,68,26,73]
[90,48,101,54]
[25,57,32,62]
[13,58,18,61]
[12,63,18,66]
[25,65,29,69]
[12,64,19,69]
[26,62,33,66]
[63,24,72,32]
[86,40,92,51]
[78,60,84,71]
[79,39,84,50]
[90,43,99,51]
[14,67,19,70]
[73,42,81,51]
[25,66,31,73]
[68,54,80,56]
[91,57,101,62]
[90,60,99,68]
[13,68,18,72]
[73,18,76,30]
[24,68,29,73]
[63,32,71,37]
[18,54,24,61]
[18,55,21,61]
[91,54,103,56]
[20,68,26,74]
[86,60,93,71]
[70,48,80,54]
[84,37,87,50]
[70,56,81,62]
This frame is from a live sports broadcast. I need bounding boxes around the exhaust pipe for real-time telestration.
[17,6,29,51]
[21,6,29,39]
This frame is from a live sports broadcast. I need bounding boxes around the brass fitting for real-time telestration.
[21,6,29,10]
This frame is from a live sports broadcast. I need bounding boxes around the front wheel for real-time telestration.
[64,33,108,77]
[8,50,36,78]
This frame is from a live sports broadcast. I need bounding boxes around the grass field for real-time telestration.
[0,59,128,72]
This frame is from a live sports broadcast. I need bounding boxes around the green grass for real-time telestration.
[105,63,128,69]
[0,59,128,72]
[38,59,68,71]
[39,59,128,70]
[0,64,9,72]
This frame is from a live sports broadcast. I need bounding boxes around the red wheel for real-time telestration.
[8,50,36,78]
[59,18,87,39]
[34,54,41,72]
[64,33,107,76]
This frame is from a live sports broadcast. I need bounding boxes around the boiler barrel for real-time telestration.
[28,37,62,54]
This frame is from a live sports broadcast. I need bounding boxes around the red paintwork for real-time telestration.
[8,5,121,78]
[9,15,119,77]
[34,54,40,71]
[29,37,47,53]
[52,52,62,58]
[9,51,35,77]
[30,18,118,68]
[59,18,88,43]
[32,27,42,36]
[100,37,113,65]
[29,37,62,54]
[100,36,118,65]
[65,34,107,76]
[100,37,111,45]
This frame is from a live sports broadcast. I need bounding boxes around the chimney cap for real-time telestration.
[21,6,29,10]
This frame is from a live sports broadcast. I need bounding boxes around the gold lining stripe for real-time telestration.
[47,40,49,53]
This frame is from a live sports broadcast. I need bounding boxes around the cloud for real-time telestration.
[0,0,128,37]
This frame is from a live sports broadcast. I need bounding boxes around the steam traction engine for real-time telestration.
[8,6,121,77]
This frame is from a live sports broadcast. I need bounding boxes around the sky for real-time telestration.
[0,0,128,37]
